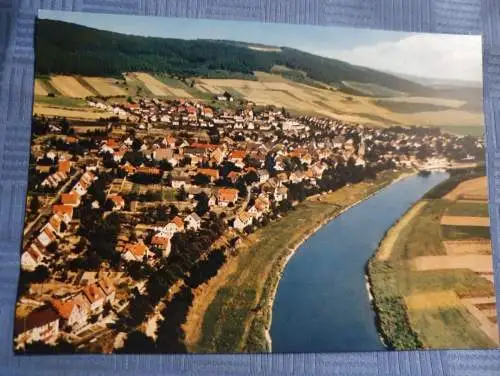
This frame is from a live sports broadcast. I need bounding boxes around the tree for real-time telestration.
[29,196,41,214]
[194,192,210,216]
[178,187,188,201]
[193,173,210,186]
[117,330,156,354]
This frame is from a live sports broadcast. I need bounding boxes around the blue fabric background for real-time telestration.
[0,1,499,375]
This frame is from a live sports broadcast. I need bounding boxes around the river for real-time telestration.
[270,172,449,353]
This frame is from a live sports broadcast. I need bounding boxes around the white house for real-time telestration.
[185,213,202,231]
[233,211,253,231]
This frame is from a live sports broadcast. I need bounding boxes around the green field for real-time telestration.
[368,174,496,350]
[439,125,484,137]
[441,225,491,240]
[445,201,489,217]
[34,95,87,108]
[194,170,405,352]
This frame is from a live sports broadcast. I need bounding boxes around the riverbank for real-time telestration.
[263,170,417,351]
[186,168,414,353]
[367,171,497,350]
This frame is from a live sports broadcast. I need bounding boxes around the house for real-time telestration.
[82,283,105,314]
[198,168,219,182]
[171,176,191,189]
[217,188,239,207]
[227,171,241,184]
[120,162,137,175]
[52,204,73,224]
[228,150,246,166]
[185,213,202,231]
[152,148,174,161]
[61,192,80,207]
[98,278,116,304]
[208,195,217,207]
[37,225,57,248]
[136,167,161,176]
[248,205,263,220]
[122,241,150,262]
[50,294,89,329]
[233,211,253,231]
[14,305,60,349]
[21,245,44,271]
[41,172,67,188]
[151,234,172,257]
[58,160,71,174]
[202,107,214,118]
[257,169,270,184]
[274,187,288,202]
[171,216,185,232]
[108,195,125,211]
[36,165,51,174]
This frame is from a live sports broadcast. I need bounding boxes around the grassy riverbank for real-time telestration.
[187,169,409,353]
[368,172,497,350]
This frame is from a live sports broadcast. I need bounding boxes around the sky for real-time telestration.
[39,10,483,82]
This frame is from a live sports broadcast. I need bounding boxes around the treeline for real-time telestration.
[36,19,434,96]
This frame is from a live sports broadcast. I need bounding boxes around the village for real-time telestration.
[14,93,485,353]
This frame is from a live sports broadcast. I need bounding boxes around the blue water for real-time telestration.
[270,172,449,353]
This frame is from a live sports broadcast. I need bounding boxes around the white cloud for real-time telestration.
[329,34,482,82]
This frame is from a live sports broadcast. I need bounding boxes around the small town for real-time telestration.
[15,92,485,353]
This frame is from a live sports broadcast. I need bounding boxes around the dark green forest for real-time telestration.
[36,19,436,96]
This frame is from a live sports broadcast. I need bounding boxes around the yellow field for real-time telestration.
[133,72,192,98]
[33,104,106,120]
[411,254,493,273]
[198,73,483,127]
[34,80,49,96]
[405,291,461,311]
[83,77,127,97]
[440,216,490,227]
[444,176,488,201]
[50,75,94,98]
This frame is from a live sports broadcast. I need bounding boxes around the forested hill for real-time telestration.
[36,19,435,96]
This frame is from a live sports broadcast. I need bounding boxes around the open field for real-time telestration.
[444,176,488,201]
[411,254,493,273]
[50,75,95,98]
[83,77,127,97]
[444,240,491,255]
[34,80,49,96]
[369,173,497,349]
[186,170,406,352]
[133,72,192,98]
[36,72,484,131]
[33,104,107,120]
[440,216,490,227]
[445,201,489,217]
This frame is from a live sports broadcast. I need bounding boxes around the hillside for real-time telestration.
[35,19,435,97]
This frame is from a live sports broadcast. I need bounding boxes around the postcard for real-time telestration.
[14,10,496,354]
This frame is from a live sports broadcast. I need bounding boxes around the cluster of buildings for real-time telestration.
[21,171,97,271]
[17,94,484,351]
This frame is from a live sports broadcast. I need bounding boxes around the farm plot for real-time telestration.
[50,75,95,98]
[34,80,49,96]
[411,254,493,274]
[444,176,488,201]
[443,240,491,255]
[440,216,490,227]
[133,72,192,98]
[83,77,127,97]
